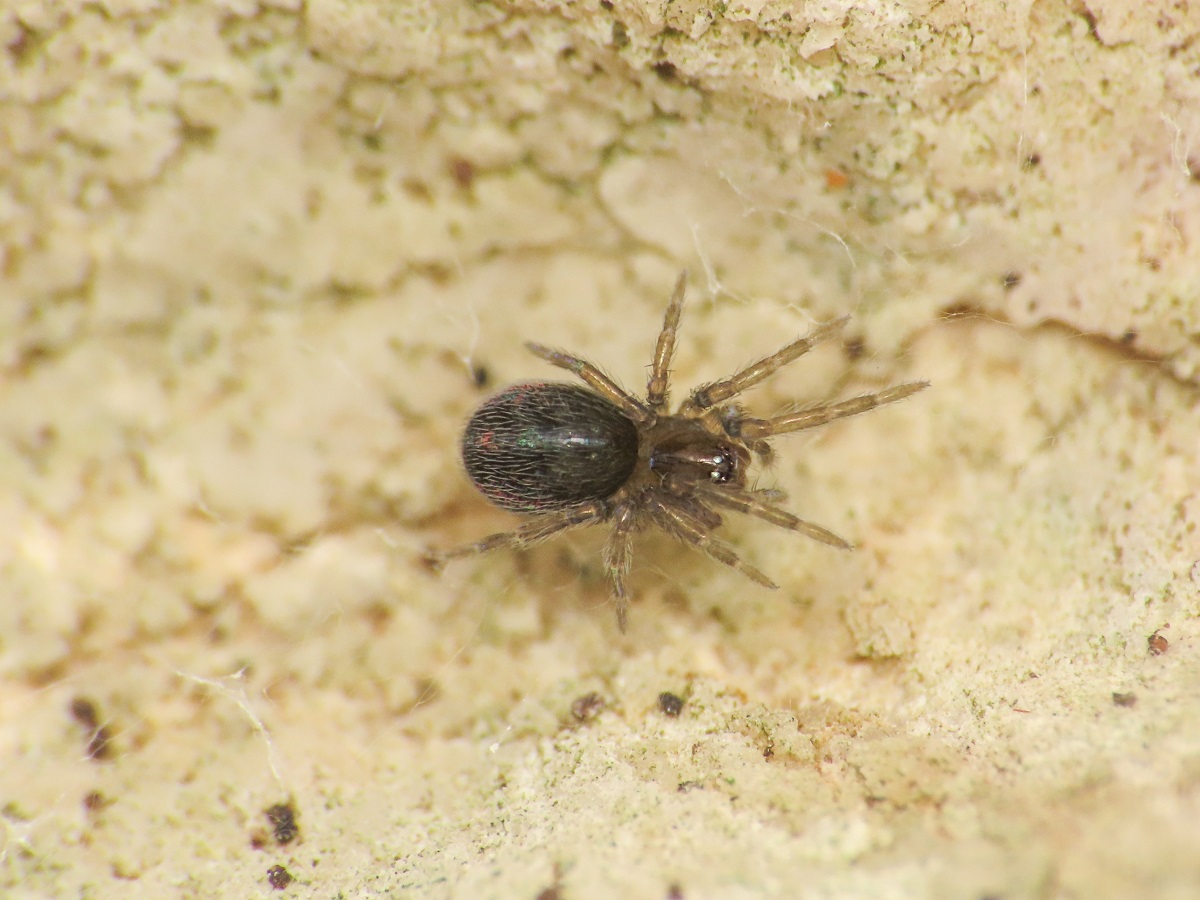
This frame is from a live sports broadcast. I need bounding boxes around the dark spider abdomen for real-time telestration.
[462,382,639,512]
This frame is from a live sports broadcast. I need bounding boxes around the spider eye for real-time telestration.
[710,447,737,483]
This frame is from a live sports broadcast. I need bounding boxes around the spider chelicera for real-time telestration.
[432,272,928,631]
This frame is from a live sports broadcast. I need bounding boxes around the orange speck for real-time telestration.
[825,168,849,189]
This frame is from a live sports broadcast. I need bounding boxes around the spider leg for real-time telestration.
[525,342,653,424]
[684,316,849,412]
[753,487,788,503]
[646,271,688,413]
[429,501,611,567]
[734,381,929,440]
[698,486,852,550]
[603,504,637,631]
[648,494,779,590]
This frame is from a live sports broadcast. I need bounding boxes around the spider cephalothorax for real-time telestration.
[434,272,927,631]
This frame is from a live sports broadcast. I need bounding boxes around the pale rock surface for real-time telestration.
[1,1,1198,897]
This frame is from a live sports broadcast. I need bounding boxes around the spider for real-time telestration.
[432,272,928,631]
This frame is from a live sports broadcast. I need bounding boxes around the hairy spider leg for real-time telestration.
[683,316,850,412]
[524,343,653,424]
[648,493,779,590]
[697,485,852,549]
[735,381,930,440]
[431,501,611,566]
[603,504,638,631]
[646,271,688,413]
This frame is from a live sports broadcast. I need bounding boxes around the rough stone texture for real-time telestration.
[1,1,1198,897]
